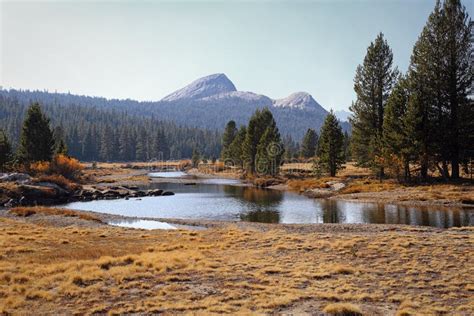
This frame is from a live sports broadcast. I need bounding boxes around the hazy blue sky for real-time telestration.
[1,0,472,111]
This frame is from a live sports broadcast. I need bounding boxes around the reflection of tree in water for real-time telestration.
[319,199,346,223]
[240,210,280,223]
[361,203,387,224]
[223,186,283,207]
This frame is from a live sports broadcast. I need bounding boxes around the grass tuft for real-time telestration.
[323,303,363,316]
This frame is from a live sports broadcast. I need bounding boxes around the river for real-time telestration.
[63,171,473,228]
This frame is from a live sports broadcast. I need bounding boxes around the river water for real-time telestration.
[63,172,473,228]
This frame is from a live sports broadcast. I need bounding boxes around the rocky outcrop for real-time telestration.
[1,180,175,207]
[70,186,174,202]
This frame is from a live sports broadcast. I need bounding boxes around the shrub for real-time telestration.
[29,155,83,180]
[29,161,50,175]
[49,155,84,180]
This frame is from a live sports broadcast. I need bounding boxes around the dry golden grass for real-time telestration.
[32,174,80,191]
[9,207,103,223]
[341,179,400,194]
[287,177,338,192]
[323,302,363,315]
[0,217,472,314]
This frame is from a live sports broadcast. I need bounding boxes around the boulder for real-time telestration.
[148,189,163,196]
[35,182,70,197]
[162,191,175,196]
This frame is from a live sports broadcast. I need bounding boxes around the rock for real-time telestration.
[35,182,70,197]
[162,191,175,196]
[18,185,56,199]
[330,182,346,191]
[148,189,163,196]
[0,173,32,183]
[125,185,139,190]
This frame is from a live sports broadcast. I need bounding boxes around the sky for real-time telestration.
[1,0,473,111]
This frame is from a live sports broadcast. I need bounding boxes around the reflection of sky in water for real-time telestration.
[149,171,187,178]
[63,180,474,228]
[109,219,176,230]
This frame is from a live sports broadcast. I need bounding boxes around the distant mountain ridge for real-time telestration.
[160,73,327,115]
[162,73,237,102]
[0,73,350,140]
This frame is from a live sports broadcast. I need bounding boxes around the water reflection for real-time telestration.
[240,210,280,223]
[223,185,283,207]
[63,181,474,228]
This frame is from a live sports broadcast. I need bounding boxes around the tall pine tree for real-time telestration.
[221,120,238,160]
[318,111,345,177]
[17,103,55,163]
[300,128,318,158]
[0,129,12,171]
[350,33,398,178]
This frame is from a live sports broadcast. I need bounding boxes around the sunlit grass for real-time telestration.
[0,217,471,314]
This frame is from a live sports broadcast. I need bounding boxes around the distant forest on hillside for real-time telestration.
[0,92,223,161]
[0,88,349,138]
[0,88,332,161]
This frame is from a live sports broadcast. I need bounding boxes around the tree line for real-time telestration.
[0,95,222,163]
[351,0,473,181]
[221,108,347,177]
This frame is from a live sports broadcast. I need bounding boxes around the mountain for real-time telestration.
[0,73,350,141]
[162,73,237,102]
[156,73,345,139]
[273,92,326,113]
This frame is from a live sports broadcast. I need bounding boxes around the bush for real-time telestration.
[50,155,84,180]
[29,155,83,180]
[29,161,50,175]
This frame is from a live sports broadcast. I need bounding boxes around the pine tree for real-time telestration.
[0,129,12,171]
[242,108,277,174]
[300,128,318,158]
[192,149,200,168]
[53,126,68,155]
[441,0,472,179]
[221,120,237,160]
[350,33,398,178]
[227,126,246,167]
[17,103,55,162]
[318,111,345,177]
[407,0,472,179]
[255,124,284,176]
[383,76,412,181]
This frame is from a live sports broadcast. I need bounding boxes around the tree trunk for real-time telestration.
[420,154,428,181]
[404,159,411,183]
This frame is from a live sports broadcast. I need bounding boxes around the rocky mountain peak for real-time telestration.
[273,92,323,111]
[161,73,237,102]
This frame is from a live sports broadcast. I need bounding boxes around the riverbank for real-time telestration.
[175,165,474,208]
[0,207,472,315]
